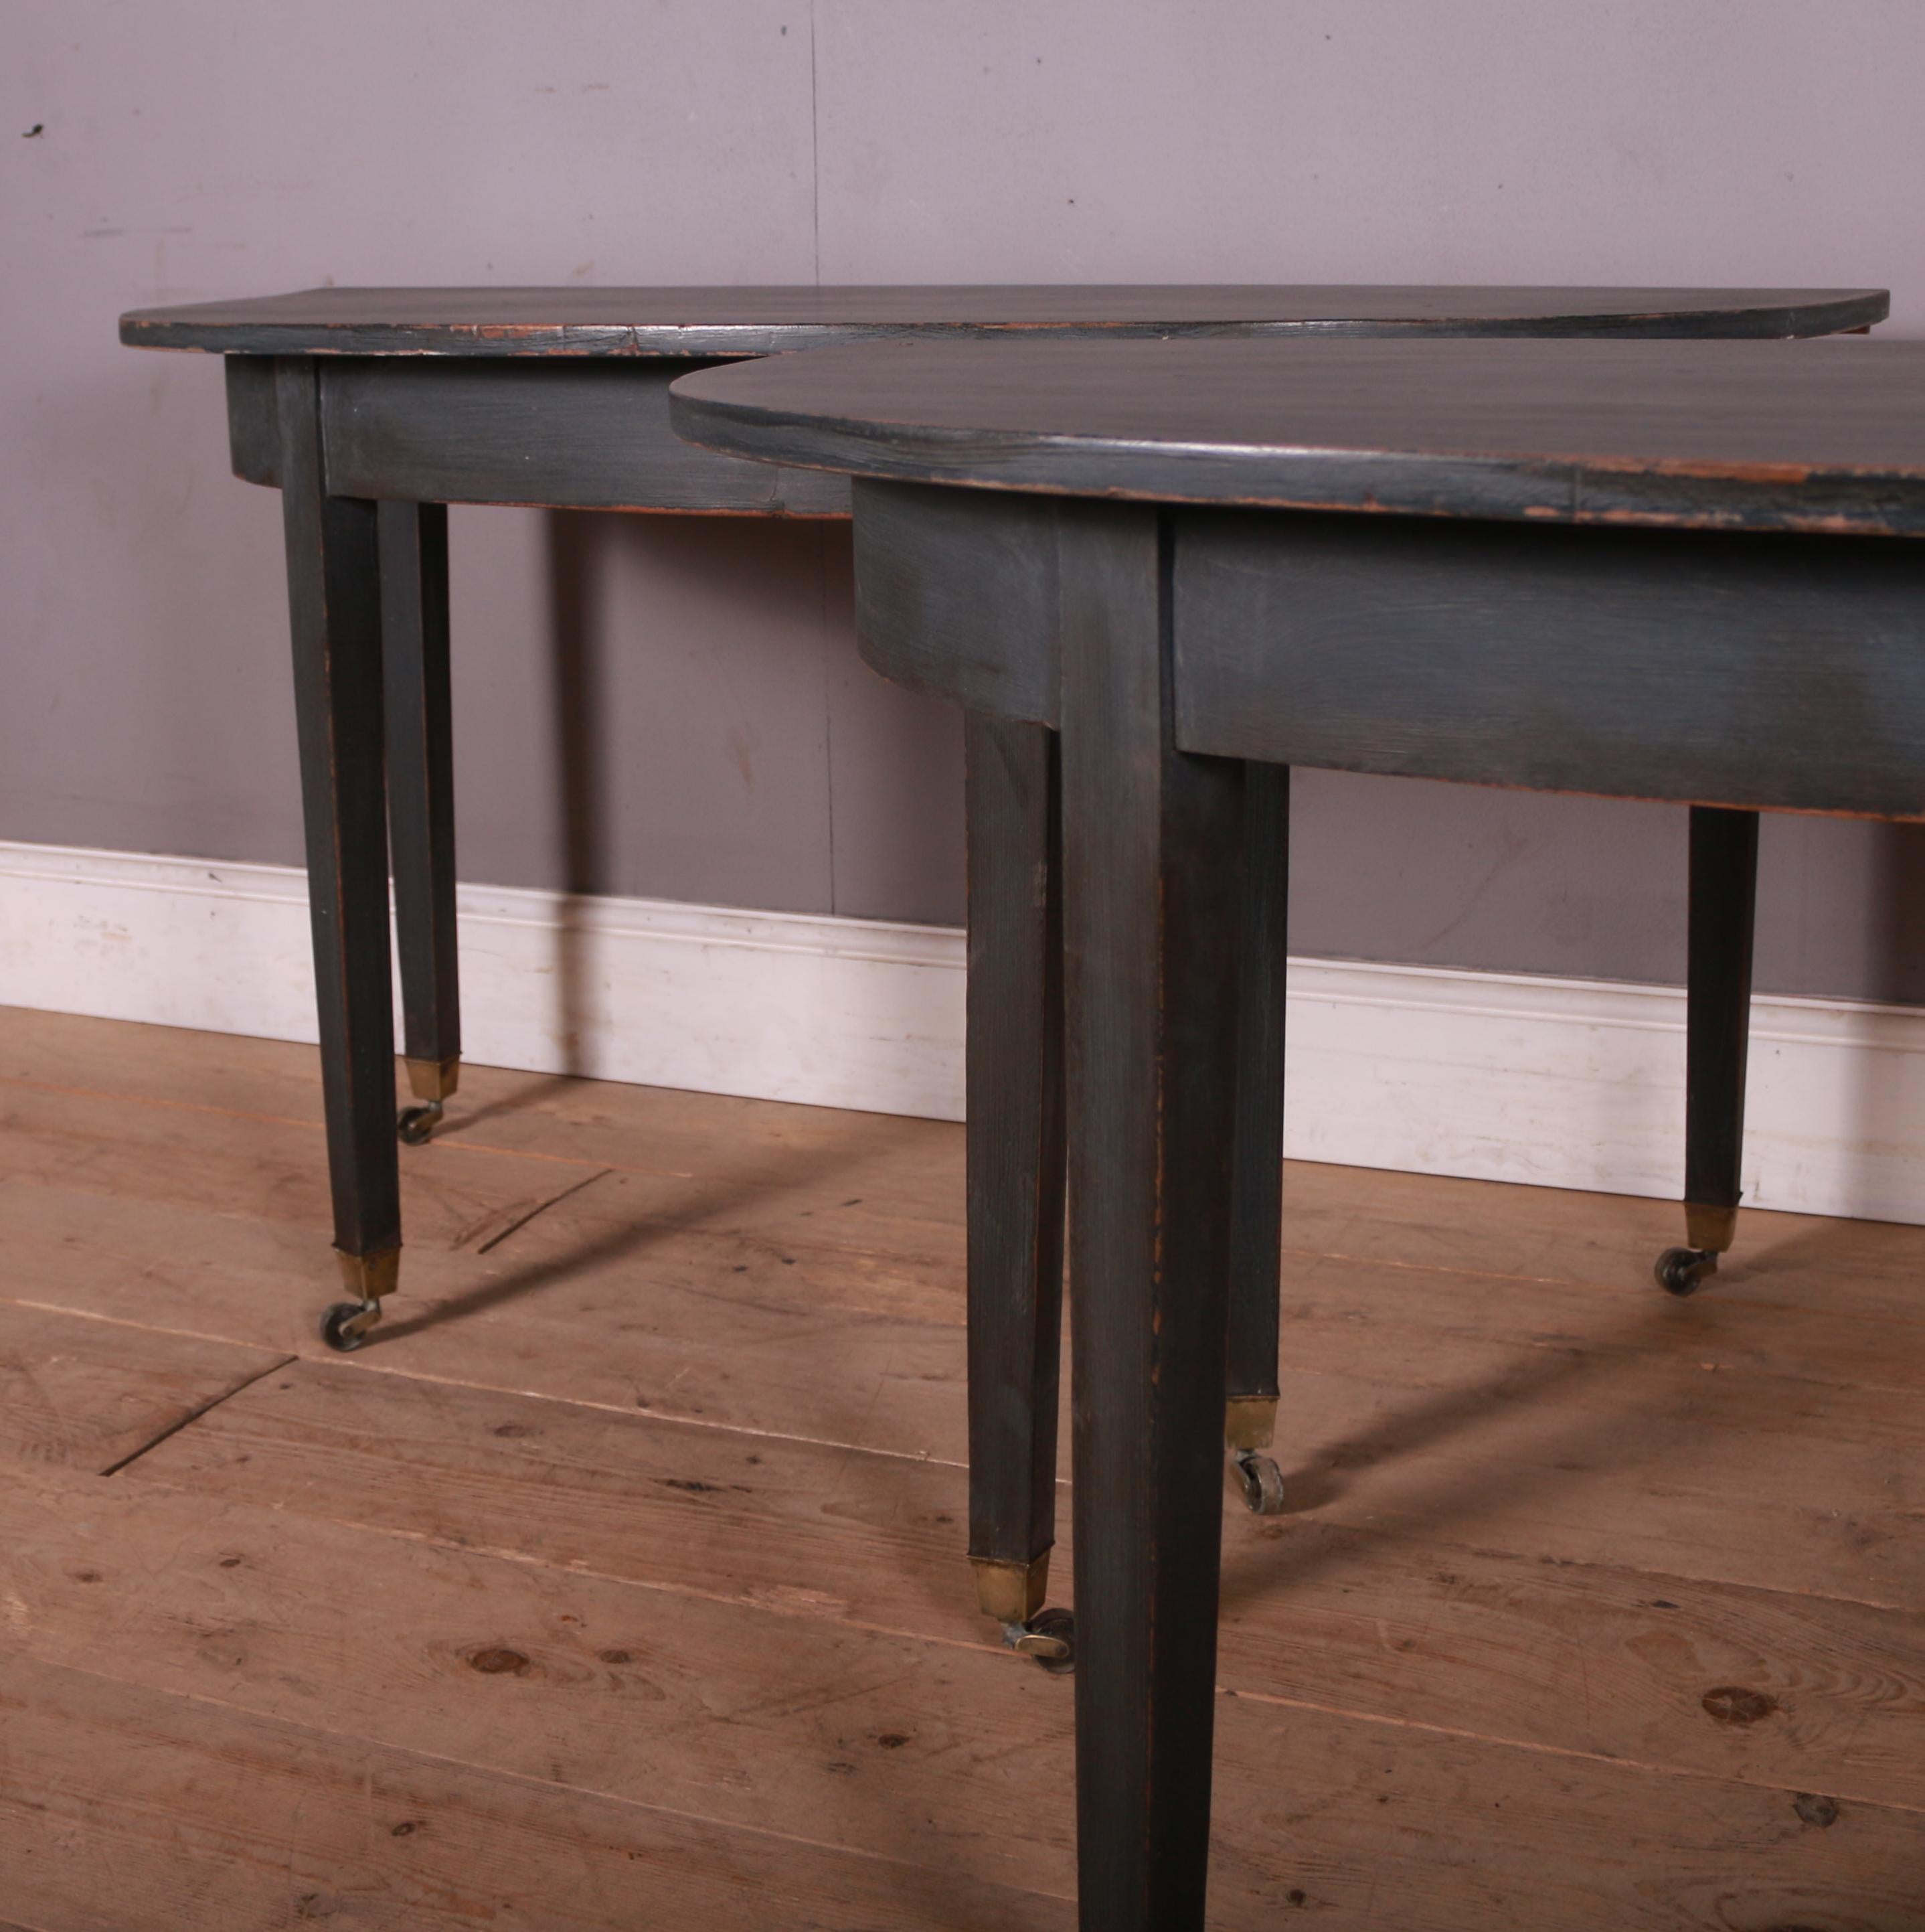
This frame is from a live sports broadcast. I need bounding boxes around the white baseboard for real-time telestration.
[0,841,967,1124]
[2,837,1922,1226]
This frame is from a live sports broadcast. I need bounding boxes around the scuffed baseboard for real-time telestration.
[1,838,1920,1225]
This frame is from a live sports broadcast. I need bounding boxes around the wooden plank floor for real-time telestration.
[1,1006,1921,1929]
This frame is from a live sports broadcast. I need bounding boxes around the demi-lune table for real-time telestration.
[671,331,1925,1929]
[118,285,1885,1653]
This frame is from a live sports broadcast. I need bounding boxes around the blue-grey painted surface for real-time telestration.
[9,0,1925,990]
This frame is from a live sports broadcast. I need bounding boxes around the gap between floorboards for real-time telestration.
[94,1350,296,1477]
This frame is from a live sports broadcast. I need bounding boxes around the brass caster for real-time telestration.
[321,1297,382,1352]
[398,1101,444,1145]
[1003,1607,1075,1675]
[1655,1246,1718,1297]
[1233,1448,1286,1514]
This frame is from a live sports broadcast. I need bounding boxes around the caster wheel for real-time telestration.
[398,1103,443,1146]
[1655,1246,1718,1297]
[1003,1607,1076,1674]
[1234,1449,1286,1515]
[321,1299,380,1352]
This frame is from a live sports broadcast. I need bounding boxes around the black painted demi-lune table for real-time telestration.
[118,285,1884,1652]
[671,333,1925,1930]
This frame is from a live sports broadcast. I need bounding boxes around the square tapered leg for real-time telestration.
[1658,805,1758,1297]
[1060,503,1244,1932]
[380,499,462,1146]
[278,359,402,1350]
[1225,759,1288,1513]
[964,714,1070,1647]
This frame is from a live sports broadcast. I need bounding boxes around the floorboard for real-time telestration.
[0,1178,985,1461]
[14,1004,1924,1312]
[0,1074,606,1254]
[1,1652,1074,1932]
[123,1327,1925,1615]
[0,1010,1920,1927]
[0,1300,286,1474]
[7,1462,1922,1927]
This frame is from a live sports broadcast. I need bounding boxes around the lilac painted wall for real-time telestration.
[8,1,1925,989]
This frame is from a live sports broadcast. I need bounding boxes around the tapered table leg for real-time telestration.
[1060,503,1243,1932]
[380,500,462,1145]
[962,714,1071,1660]
[276,359,402,1350]
[1224,760,1288,1514]
[1657,806,1759,1297]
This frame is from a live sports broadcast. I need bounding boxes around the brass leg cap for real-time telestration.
[1685,1202,1739,1255]
[971,1552,1050,1626]
[406,1054,461,1104]
[334,1246,400,1303]
[1225,1393,1278,1453]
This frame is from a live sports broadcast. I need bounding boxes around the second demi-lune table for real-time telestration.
[118,283,1886,1654]
[671,330,1925,1932]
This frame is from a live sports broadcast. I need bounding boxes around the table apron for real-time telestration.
[853,478,1062,722]
[224,356,852,515]
[849,483,1925,820]
[1172,509,1925,819]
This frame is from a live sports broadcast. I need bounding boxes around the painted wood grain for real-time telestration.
[1173,511,1925,814]
[120,283,1890,356]
[673,335,1925,536]
[321,360,852,514]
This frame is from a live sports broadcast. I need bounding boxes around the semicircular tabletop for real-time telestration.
[119,283,1886,357]
[671,335,1925,536]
